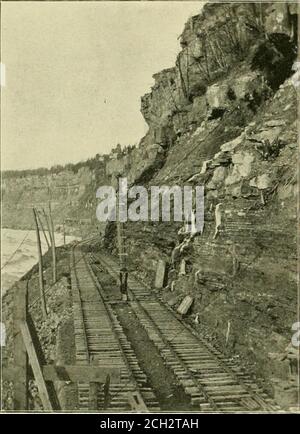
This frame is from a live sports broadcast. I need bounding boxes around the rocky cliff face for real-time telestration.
[104,1,299,395]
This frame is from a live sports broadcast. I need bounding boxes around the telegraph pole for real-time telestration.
[36,209,50,250]
[63,220,66,246]
[42,205,57,284]
[116,175,128,301]
[48,202,57,283]
[32,208,47,318]
[116,175,127,268]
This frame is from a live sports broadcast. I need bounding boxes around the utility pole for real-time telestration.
[116,176,127,269]
[48,202,57,283]
[42,208,51,244]
[32,208,47,318]
[36,210,50,250]
[63,220,66,247]
[116,175,128,301]
[42,206,57,284]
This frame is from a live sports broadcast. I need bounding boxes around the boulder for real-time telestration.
[220,133,245,152]
[277,184,295,200]
[210,151,231,168]
[200,159,212,174]
[249,127,282,146]
[232,152,254,177]
[264,119,285,128]
[265,3,291,36]
[207,166,227,189]
[189,95,207,125]
[206,83,229,109]
[232,72,260,99]
[250,174,272,190]
[225,151,254,186]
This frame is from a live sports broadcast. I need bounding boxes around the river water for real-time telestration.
[1,228,79,295]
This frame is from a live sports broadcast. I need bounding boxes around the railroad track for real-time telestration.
[70,245,159,411]
[89,251,280,413]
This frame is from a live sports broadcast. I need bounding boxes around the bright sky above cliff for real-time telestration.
[2,1,204,171]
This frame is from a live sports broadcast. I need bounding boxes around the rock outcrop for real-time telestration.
[105,1,299,398]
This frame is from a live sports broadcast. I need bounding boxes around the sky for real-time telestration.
[1,1,204,171]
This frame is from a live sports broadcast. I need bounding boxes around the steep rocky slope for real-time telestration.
[103,2,299,396]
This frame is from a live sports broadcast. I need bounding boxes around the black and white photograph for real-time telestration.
[0,0,299,416]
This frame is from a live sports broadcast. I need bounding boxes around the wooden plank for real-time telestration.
[26,313,60,410]
[19,321,53,411]
[13,283,28,410]
[42,365,120,382]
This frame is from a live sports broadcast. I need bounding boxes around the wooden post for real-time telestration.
[63,220,66,247]
[13,282,28,410]
[36,210,50,250]
[116,176,127,270]
[48,202,57,283]
[103,374,111,409]
[43,207,56,284]
[89,356,98,410]
[19,321,53,411]
[33,208,47,318]
[42,208,51,244]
